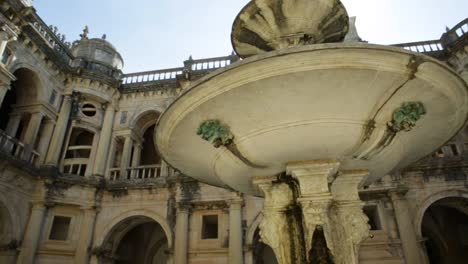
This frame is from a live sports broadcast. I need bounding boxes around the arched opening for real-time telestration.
[422,197,468,264]
[0,68,40,131]
[140,124,160,165]
[0,201,17,263]
[99,216,169,264]
[63,128,95,176]
[252,228,278,264]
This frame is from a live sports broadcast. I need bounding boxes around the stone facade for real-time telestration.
[0,0,467,263]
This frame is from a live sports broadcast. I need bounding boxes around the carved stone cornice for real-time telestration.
[190,200,228,210]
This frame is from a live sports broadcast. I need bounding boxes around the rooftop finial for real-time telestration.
[80,25,89,40]
[102,34,107,40]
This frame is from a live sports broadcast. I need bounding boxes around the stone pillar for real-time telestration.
[104,138,116,178]
[17,202,48,264]
[329,170,370,264]
[75,207,98,264]
[252,176,295,264]
[119,135,133,178]
[36,119,55,164]
[228,199,244,264]
[286,160,338,257]
[174,202,190,264]
[22,112,44,146]
[92,104,116,177]
[5,113,21,137]
[130,142,142,178]
[45,94,73,166]
[0,32,9,58]
[389,189,426,264]
[0,84,9,107]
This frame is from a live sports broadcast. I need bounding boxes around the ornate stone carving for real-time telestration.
[329,202,370,264]
[388,102,426,132]
[197,120,234,148]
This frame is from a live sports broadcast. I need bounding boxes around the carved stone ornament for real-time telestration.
[388,102,426,132]
[197,120,234,148]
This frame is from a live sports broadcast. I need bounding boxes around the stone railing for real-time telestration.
[108,164,175,181]
[122,67,184,85]
[185,55,238,71]
[392,40,444,55]
[450,18,468,38]
[121,54,239,87]
[29,13,73,64]
[0,130,40,167]
[63,158,89,177]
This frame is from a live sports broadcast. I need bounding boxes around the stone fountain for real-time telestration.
[155,0,468,263]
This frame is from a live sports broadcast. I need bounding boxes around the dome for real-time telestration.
[71,38,124,70]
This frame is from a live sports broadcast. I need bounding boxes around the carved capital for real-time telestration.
[286,160,339,197]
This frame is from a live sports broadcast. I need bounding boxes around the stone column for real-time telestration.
[228,199,244,264]
[0,84,9,107]
[389,188,426,264]
[174,202,190,264]
[3,113,21,152]
[0,32,9,58]
[45,94,73,166]
[252,176,295,264]
[92,104,116,177]
[286,160,338,258]
[104,138,117,178]
[17,202,48,264]
[5,113,21,137]
[119,135,133,178]
[36,119,55,164]
[75,207,98,264]
[22,112,44,149]
[329,170,370,264]
[130,142,142,178]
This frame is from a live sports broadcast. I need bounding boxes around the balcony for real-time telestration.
[0,129,40,168]
[108,164,175,182]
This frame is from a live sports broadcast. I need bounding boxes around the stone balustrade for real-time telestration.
[186,55,238,71]
[29,14,73,64]
[0,129,40,167]
[122,67,184,85]
[108,164,174,181]
[121,54,239,87]
[451,18,468,38]
[62,158,89,177]
[392,40,444,54]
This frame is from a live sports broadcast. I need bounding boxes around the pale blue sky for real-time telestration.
[33,0,467,73]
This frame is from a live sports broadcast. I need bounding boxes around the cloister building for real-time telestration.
[0,0,467,263]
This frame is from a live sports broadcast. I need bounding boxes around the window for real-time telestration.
[363,205,382,231]
[202,215,218,239]
[449,144,460,156]
[49,216,71,241]
[81,104,97,117]
[120,111,128,124]
[49,90,57,105]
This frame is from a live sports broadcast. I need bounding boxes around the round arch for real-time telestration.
[0,192,22,242]
[129,108,163,132]
[414,189,468,237]
[246,212,263,246]
[7,62,46,102]
[95,209,173,249]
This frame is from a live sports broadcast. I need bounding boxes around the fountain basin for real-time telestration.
[156,43,468,196]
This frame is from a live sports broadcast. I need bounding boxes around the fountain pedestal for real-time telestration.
[253,161,370,264]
